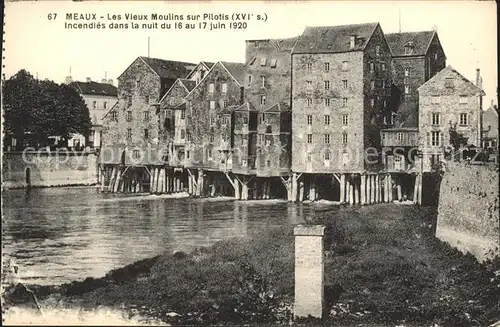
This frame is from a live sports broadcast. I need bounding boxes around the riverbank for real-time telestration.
[5,204,500,326]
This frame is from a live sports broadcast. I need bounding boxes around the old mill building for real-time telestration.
[98,22,486,204]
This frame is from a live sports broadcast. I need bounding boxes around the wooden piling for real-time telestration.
[396,178,402,201]
[299,181,304,202]
[309,176,316,202]
[234,176,241,199]
[291,173,298,202]
[354,176,359,205]
[340,174,345,204]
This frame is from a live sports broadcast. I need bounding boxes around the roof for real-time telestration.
[220,61,246,85]
[234,102,257,112]
[70,81,117,97]
[381,127,419,132]
[179,79,196,92]
[385,31,435,57]
[292,22,378,54]
[201,61,216,69]
[417,65,486,96]
[139,56,196,79]
[264,102,291,112]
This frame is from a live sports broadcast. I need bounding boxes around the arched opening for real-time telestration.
[266,125,272,134]
[25,167,31,188]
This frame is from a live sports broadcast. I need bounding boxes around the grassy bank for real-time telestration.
[29,204,499,326]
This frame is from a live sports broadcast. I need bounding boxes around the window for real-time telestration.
[181,110,186,119]
[103,102,107,110]
[258,134,264,144]
[324,115,330,125]
[210,115,215,126]
[371,81,375,90]
[324,62,330,72]
[342,114,348,126]
[307,134,313,144]
[221,83,228,94]
[404,85,411,94]
[187,132,192,142]
[111,111,118,121]
[208,83,215,94]
[127,111,132,122]
[220,99,225,109]
[404,45,414,55]
[307,115,312,125]
[342,133,348,144]
[382,80,386,88]
[208,149,212,159]
[260,95,266,106]
[306,80,312,89]
[324,81,330,90]
[324,134,330,144]
[144,129,149,139]
[144,111,150,121]
[325,98,330,107]
[209,134,214,142]
[127,96,132,107]
[222,115,230,125]
[93,101,97,109]
[459,113,468,126]
[242,159,248,167]
[431,131,440,146]
[210,100,216,110]
[307,98,312,106]
[431,96,441,104]
[445,78,454,88]
[404,67,411,77]
[260,57,267,66]
[145,95,150,104]
[261,76,266,88]
[370,98,375,107]
[375,45,380,56]
[180,129,185,140]
[133,150,140,159]
[381,63,386,71]
[307,153,312,162]
[432,113,440,126]
[324,152,330,161]
[394,155,402,170]
[397,132,403,141]
[459,96,468,104]
[127,128,132,139]
[259,113,265,124]
[342,80,348,89]
[382,132,386,140]
[307,63,312,72]
[342,61,348,71]
[370,62,374,73]
[342,98,348,107]
[270,59,277,68]
[241,135,248,146]
[266,160,271,167]
[243,116,249,125]
[248,75,252,86]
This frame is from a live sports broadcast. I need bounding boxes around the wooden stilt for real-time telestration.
[360,174,366,205]
[299,180,304,202]
[188,173,193,195]
[354,176,359,205]
[291,173,298,202]
[413,174,418,204]
[234,176,240,199]
[252,179,258,200]
[340,174,345,204]
[397,178,402,201]
[375,175,380,203]
[309,176,316,201]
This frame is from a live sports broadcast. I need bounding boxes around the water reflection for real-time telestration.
[2,187,319,286]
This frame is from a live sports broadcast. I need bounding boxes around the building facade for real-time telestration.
[291,23,393,174]
[418,65,485,171]
[69,79,118,149]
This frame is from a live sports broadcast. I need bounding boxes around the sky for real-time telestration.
[3,0,498,106]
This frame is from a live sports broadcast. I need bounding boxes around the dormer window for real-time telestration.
[445,78,454,88]
[404,42,414,55]
[260,57,267,66]
[349,35,356,49]
[270,59,277,68]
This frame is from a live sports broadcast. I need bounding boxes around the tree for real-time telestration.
[3,70,91,148]
[449,124,469,151]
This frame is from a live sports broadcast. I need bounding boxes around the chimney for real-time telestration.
[101,78,107,83]
[65,76,73,84]
[349,36,356,49]
[476,68,482,89]
[86,77,92,83]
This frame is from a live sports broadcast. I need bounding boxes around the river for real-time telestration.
[2,186,324,286]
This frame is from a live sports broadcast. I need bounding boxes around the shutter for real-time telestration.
[426,132,430,146]
[440,132,444,146]
[428,112,432,126]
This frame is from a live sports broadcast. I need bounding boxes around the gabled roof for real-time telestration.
[418,65,486,96]
[179,79,196,91]
[173,102,186,110]
[234,102,257,112]
[118,56,196,80]
[220,61,246,85]
[70,81,117,97]
[385,31,436,57]
[264,102,291,112]
[185,61,216,79]
[292,22,379,54]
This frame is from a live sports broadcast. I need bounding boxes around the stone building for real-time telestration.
[482,101,498,152]
[418,65,485,171]
[386,30,446,128]
[291,23,393,175]
[69,79,117,149]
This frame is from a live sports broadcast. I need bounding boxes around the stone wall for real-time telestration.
[436,162,499,261]
[2,151,99,188]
